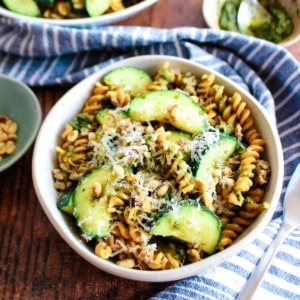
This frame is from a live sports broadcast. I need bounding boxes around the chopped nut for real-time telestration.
[116,258,135,268]
[88,132,96,142]
[0,131,7,143]
[93,182,102,198]
[0,115,18,161]
[7,133,18,142]
[5,141,16,154]
[113,165,124,178]
[7,121,17,134]
[156,183,169,196]
[167,104,180,121]
[67,129,79,142]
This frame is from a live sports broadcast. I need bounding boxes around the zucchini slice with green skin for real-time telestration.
[85,0,111,17]
[95,108,128,127]
[73,165,116,239]
[57,185,76,215]
[167,130,192,159]
[102,66,153,97]
[194,133,238,182]
[150,201,222,254]
[36,0,54,6]
[168,130,192,143]
[129,90,208,135]
[3,0,41,17]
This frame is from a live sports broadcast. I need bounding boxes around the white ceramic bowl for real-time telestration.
[0,0,158,27]
[32,55,284,282]
[202,0,300,47]
[0,74,41,172]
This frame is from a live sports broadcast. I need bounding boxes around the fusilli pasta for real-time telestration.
[53,62,271,270]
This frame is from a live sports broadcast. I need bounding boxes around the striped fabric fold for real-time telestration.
[1,16,299,300]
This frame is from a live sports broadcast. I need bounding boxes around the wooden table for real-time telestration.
[1,1,299,299]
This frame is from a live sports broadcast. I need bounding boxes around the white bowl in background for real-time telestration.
[0,0,158,27]
[32,55,284,282]
[202,0,300,47]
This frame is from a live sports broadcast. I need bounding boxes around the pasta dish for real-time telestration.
[52,62,271,270]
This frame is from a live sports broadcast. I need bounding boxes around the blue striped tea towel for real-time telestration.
[0,16,299,300]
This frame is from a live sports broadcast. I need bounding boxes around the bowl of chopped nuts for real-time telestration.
[0,74,41,172]
[0,0,159,27]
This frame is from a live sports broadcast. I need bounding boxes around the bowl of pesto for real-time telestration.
[202,0,300,47]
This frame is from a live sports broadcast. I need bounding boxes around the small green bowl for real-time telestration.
[0,74,41,172]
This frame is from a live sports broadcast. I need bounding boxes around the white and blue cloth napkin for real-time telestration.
[0,16,299,300]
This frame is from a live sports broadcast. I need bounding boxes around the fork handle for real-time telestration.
[237,221,294,300]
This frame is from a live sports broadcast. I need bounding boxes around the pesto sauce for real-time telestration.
[250,3,293,43]
[219,0,294,44]
[219,1,240,32]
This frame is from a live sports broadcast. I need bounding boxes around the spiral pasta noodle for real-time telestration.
[218,199,265,250]
[197,74,216,98]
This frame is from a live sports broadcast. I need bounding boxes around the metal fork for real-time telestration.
[237,164,300,299]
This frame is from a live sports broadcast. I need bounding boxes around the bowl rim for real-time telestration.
[0,0,159,27]
[0,74,41,173]
[32,54,284,282]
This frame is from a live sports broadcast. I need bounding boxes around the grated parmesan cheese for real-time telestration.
[189,127,220,164]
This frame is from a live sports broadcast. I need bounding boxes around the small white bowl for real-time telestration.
[0,74,41,172]
[0,0,158,27]
[202,0,300,47]
[32,55,284,282]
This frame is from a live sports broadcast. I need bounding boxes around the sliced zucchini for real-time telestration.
[129,90,208,135]
[194,133,237,182]
[85,0,111,17]
[95,108,128,127]
[167,130,192,159]
[150,201,222,254]
[73,165,116,239]
[36,0,54,6]
[102,66,153,97]
[167,130,192,143]
[3,0,41,17]
[57,185,76,215]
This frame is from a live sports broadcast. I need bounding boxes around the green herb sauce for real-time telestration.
[219,1,240,32]
[219,0,294,44]
[251,1,293,43]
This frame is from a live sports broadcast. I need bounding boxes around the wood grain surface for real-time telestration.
[1,1,299,299]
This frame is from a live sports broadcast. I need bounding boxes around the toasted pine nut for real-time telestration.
[93,182,102,198]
